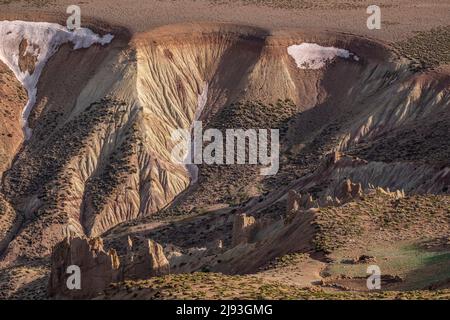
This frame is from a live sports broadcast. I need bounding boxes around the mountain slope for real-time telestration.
[0,21,448,298]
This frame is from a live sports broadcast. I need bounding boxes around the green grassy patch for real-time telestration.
[327,243,450,290]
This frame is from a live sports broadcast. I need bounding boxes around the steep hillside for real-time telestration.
[0,20,449,299]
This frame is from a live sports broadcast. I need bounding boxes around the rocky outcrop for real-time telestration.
[284,178,405,226]
[371,186,405,199]
[336,179,363,202]
[48,237,121,299]
[288,190,318,210]
[48,236,169,299]
[285,190,317,223]
[122,237,170,279]
[323,153,449,195]
[322,195,341,207]
[286,190,328,223]
[232,214,257,247]
[325,151,343,166]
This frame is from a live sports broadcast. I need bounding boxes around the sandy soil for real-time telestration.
[0,0,449,41]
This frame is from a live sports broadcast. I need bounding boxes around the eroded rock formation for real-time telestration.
[336,179,363,201]
[122,237,170,279]
[48,236,169,299]
[48,237,121,299]
[285,190,318,223]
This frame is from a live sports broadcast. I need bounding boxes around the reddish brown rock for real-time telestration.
[337,179,363,201]
[48,237,121,299]
[48,236,170,299]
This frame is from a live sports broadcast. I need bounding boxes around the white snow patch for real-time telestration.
[0,20,114,139]
[287,43,359,70]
